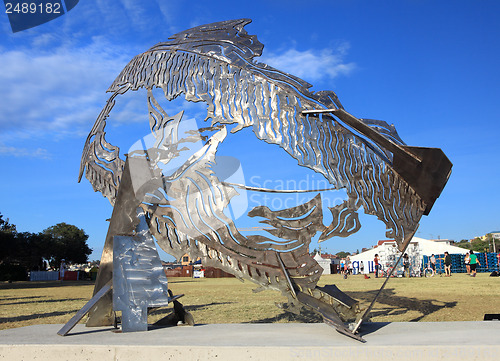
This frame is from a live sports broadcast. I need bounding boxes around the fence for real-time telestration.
[29,271,59,281]
[164,266,235,278]
[202,267,235,278]
[29,270,84,281]
[422,253,500,273]
[164,265,193,278]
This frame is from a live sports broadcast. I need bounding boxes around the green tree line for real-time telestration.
[455,234,500,253]
[0,212,92,281]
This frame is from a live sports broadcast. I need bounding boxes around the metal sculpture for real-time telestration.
[75,19,452,341]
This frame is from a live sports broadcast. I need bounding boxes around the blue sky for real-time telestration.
[1,0,499,261]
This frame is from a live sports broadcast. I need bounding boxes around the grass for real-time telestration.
[1,273,499,330]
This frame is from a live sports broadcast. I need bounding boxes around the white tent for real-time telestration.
[416,237,468,256]
[313,252,332,274]
[348,246,380,275]
[349,237,468,274]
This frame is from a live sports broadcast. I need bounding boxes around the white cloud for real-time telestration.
[0,37,133,142]
[0,0,188,151]
[30,33,58,48]
[260,44,356,83]
[80,0,179,37]
[0,144,50,159]
[93,0,130,31]
[119,0,149,31]
[155,0,182,34]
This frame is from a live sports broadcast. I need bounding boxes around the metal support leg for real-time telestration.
[57,280,113,336]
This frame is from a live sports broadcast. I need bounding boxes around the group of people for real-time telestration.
[426,252,451,277]
[423,251,477,277]
[374,253,411,278]
[401,252,452,278]
[338,251,500,278]
[339,257,367,278]
[419,250,498,277]
[463,250,483,277]
[339,257,352,278]
[373,251,490,278]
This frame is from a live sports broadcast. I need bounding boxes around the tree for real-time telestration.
[336,251,350,258]
[0,214,44,280]
[457,236,500,253]
[485,233,500,252]
[455,239,472,250]
[9,232,52,270]
[473,233,500,252]
[0,213,17,266]
[43,223,92,267]
[0,212,16,233]
[470,237,489,253]
[0,214,92,280]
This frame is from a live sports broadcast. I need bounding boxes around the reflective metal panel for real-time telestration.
[113,210,170,332]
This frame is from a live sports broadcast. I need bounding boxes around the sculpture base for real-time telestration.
[1,322,499,361]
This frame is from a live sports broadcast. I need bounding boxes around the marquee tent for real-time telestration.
[349,237,468,274]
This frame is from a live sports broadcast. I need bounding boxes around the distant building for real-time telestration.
[429,239,454,246]
[489,232,500,240]
[179,253,201,266]
[476,232,500,241]
[162,261,181,269]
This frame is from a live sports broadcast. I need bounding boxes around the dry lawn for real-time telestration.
[1,273,499,331]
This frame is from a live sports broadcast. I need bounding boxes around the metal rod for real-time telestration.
[352,230,416,334]
[302,108,421,164]
[276,252,297,298]
[222,181,336,193]
[57,280,113,336]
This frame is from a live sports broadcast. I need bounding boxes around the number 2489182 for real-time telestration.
[5,2,62,14]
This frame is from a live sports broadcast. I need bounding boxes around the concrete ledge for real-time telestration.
[1,322,499,361]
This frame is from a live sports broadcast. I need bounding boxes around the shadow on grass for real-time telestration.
[247,286,457,326]
[0,309,81,324]
[0,281,95,290]
[0,296,45,302]
[149,301,234,317]
[1,298,87,306]
[249,308,322,324]
[348,288,458,321]
[168,280,199,284]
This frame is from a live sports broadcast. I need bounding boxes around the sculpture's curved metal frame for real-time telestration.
[74,19,452,341]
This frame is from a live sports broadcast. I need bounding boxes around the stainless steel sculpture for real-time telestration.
[76,19,452,341]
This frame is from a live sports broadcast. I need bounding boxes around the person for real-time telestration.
[469,250,480,277]
[59,259,66,281]
[403,253,410,278]
[464,252,470,274]
[343,256,350,278]
[360,261,365,274]
[444,251,452,276]
[340,258,345,276]
[497,252,500,270]
[430,254,436,276]
[346,256,352,275]
[89,264,99,281]
[374,254,380,278]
